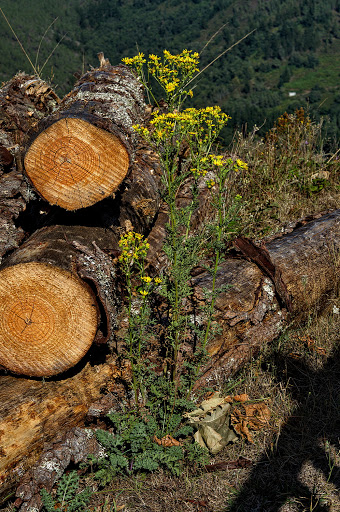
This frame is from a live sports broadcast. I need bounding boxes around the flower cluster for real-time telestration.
[190,167,207,178]
[118,231,149,266]
[134,106,230,148]
[148,49,199,100]
[122,52,146,72]
[206,179,216,189]
[234,158,248,171]
[123,49,199,108]
[139,276,162,296]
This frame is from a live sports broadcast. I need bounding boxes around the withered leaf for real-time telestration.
[233,419,253,443]
[231,402,271,442]
[233,393,249,402]
[153,434,182,447]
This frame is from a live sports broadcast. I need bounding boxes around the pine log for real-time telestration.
[24,58,149,211]
[0,225,119,377]
[193,209,340,388]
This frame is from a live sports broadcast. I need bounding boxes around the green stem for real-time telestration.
[126,270,139,406]
[186,181,225,399]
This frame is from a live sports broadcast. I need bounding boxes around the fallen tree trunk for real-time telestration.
[0,225,119,377]
[24,56,153,212]
[194,209,340,387]
[0,210,338,505]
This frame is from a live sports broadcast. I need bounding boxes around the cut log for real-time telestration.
[0,225,119,377]
[0,262,98,377]
[193,209,340,387]
[24,58,147,211]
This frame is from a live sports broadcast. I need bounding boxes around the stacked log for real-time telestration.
[0,210,338,506]
[0,225,120,377]
[23,59,162,214]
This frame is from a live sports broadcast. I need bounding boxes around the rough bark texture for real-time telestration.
[0,225,120,377]
[0,359,120,504]
[0,74,60,261]
[14,427,103,512]
[0,163,28,260]
[194,209,339,388]
[0,210,338,508]
[24,60,162,212]
[0,73,60,146]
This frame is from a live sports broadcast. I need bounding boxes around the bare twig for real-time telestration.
[0,7,39,76]
[39,33,66,74]
[200,22,228,55]
[35,17,59,71]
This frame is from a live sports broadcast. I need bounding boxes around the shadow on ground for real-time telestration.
[225,345,340,512]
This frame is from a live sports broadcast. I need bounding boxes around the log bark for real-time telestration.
[24,58,152,211]
[0,225,120,377]
[0,73,60,146]
[193,209,340,388]
[0,359,119,504]
[0,74,60,260]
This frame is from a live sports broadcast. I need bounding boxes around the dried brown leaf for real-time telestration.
[153,434,182,447]
[233,393,249,402]
[231,402,271,441]
[204,456,253,472]
[223,395,233,403]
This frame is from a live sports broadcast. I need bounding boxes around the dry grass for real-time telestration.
[227,108,339,239]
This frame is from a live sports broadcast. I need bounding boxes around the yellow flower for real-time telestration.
[236,159,248,170]
[165,82,178,93]
[206,179,215,189]
[154,277,162,284]
[149,54,160,62]
[141,276,152,283]
[139,289,149,297]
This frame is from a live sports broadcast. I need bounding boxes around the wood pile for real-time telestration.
[0,55,338,508]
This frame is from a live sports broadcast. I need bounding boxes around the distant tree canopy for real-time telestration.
[0,0,339,145]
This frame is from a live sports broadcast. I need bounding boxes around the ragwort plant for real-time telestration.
[90,50,246,481]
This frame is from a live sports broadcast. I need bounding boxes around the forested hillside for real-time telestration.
[0,0,339,144]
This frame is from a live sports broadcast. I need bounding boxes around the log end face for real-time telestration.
[0,262,99,376]
[24,118,129,210]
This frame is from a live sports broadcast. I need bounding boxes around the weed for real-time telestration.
[85,50,246,485]
[40,470,92,512]
[18,42,337,512]
[229,107,339,238]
